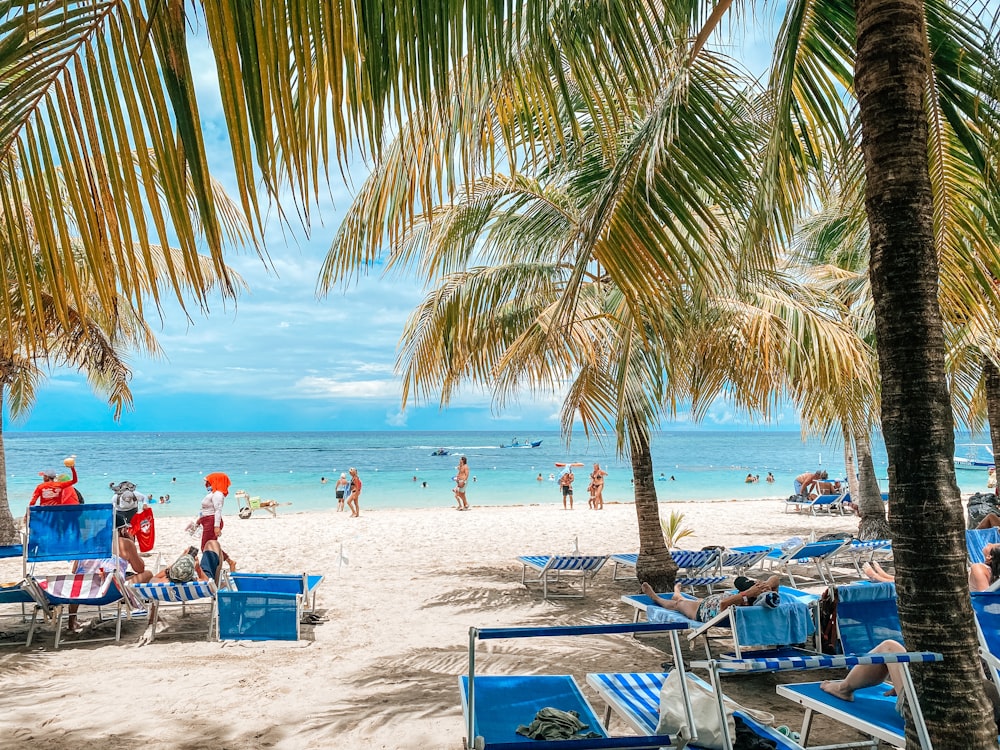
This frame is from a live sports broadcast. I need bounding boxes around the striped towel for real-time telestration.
[39,573,115,599]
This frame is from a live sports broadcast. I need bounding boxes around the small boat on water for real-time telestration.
[430,448,449,456]
[955,443,995,469]
[500,437,543,448]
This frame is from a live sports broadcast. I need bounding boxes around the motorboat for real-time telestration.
[430,448,449,456]
[955,443,995,469]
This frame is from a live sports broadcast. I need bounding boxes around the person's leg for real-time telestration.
[971,562,992,591]
[568,490,573,510]
[979,513,1000,529]
[862,562,895,582]
[562,489,567,510]
[204,539,236,573]
[67,604,81,632]
[640,581,701,620]
[821,640,903,701]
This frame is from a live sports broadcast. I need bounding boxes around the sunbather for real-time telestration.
[639,574,781,623]
[153,540,235,586]
[820,639,907,702]
[862,561,896,583]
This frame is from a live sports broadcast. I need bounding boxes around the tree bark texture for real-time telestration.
[842,427,859,502]
[983,356,1000,473]
[855,431,890,540]
[0,388,17,546]
[854,0,994,744]
[631,430,677,591]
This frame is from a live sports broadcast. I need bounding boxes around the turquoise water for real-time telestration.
[2,430,992,518]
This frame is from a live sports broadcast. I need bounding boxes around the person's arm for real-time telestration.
[29,486,41,505]
[213,491,224,528]
[61,466,79,487]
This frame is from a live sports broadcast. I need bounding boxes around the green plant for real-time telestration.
[660,510,695,549]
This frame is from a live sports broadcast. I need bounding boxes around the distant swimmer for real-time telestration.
[670,475,675,481]
[536,473,544,482]
[766,472,775,483]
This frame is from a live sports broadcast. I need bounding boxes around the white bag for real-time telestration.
[655,670,774,750]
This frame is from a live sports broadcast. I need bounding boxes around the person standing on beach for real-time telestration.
[346,467,362,517]
[559,469,575,510]
[793,470,825,499]
[335,472,349,512]
[196,472,232,553]
[453,455,470,510]
[589,463,607,510]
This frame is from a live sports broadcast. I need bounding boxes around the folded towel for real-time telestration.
[733,601,814,646]
[647,605,703,630]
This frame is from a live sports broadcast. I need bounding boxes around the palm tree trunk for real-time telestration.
[983,356,1000,478]
[842,425,859,501]
[631,430,677,590]
[855,0,994,743]
[0,386,17,545]
[854,431,889,540]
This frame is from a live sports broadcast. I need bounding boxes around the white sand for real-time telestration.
[0,499,858,749]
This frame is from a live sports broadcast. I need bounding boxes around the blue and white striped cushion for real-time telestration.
[698,651,942,673]
[671,549,717,569]
[588,672,665,733]
[131,581,216,603]
[518,555,607,573]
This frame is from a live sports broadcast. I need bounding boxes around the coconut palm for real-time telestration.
[11,1,1000,742]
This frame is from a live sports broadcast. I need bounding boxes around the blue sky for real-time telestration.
[10,18,794,434]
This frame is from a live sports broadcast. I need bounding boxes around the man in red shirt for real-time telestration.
[30,466,79,506]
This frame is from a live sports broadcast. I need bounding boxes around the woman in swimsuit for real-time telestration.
[639,574,781,623]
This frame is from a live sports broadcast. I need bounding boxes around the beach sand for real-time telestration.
[0,498,871,749]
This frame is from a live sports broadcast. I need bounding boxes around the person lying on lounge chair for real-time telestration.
[822,640,1000,730]
[152,540,235,587]
[639,574,781,623]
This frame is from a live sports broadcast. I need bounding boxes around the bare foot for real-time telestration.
[640,582,655,597]
[820,680,854,702]
[227,557,237,572]
[862,562,878,582]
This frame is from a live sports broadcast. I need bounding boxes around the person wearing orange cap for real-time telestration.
[30,464,79,506]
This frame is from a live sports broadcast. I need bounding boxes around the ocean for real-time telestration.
[2,430,992,518]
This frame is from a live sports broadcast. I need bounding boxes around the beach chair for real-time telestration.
[459,621,688,750]
[834,539,893,579]
[517,554,608,599]
[622,586,819,661]
[784,491,848,515]
[967,527,1000,566]
[718,547,771,577]
[587,671,802,750]
[765,538,849,586]
[21,503,137,648]
[129,579,220,644]
[609,549,726,592]
[970,590,1000,687]
[228,572,324,613]
[719,651,941,750]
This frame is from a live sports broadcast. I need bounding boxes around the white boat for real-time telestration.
[955,443,995,469]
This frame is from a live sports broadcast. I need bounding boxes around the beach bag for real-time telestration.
[656,670,774,750]
[818,586,840,655]
[167,550,198,583]
[968,492,1000,529]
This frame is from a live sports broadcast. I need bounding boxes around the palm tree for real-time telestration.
[322,43,875,589]
[12,2,1000,742]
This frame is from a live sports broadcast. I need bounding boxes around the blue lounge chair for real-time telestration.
[228,572,324,612]
[773,582,935,749]
[460,622,689,749]
[129,579,220,644]
[609,549,726,592]
[517,554,608,599]
[731,652,941,750]
[718,547,771,577]
[835,539,893,578]
[967,527,1000,566]
[971,590,1000,684]
[22,503,137,648]
[765,538,849,586]
[783,491,848,515]
[621,586,819,661]
[586,671,803,750]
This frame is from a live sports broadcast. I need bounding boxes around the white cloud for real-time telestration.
[293,376,401,400]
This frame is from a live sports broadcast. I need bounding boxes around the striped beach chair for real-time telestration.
[129,579,219,643]
[610,549,727,592]
[517,554,608,599]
